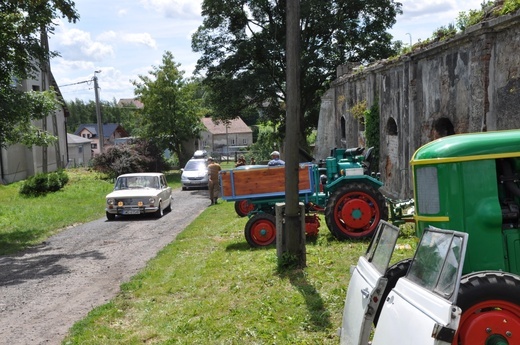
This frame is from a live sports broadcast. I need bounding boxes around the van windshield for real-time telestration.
[184,160,207,171]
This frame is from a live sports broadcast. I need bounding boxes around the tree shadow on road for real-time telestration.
[0,248,106,287]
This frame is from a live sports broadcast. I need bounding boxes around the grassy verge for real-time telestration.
[62,201,415,344]
[0,169,182,255]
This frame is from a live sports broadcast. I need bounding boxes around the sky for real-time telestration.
[49,0,486,104]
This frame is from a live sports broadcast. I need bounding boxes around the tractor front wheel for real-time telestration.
[454,272,520,344]
[325,182,388,240]
[244,213,277,247]
[235,200,255,217]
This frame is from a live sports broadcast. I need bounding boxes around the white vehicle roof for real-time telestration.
[117,172,164,177]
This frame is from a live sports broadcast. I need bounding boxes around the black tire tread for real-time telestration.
[324,182,388,240]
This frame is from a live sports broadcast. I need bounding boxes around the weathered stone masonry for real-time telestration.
[315,12,520,199]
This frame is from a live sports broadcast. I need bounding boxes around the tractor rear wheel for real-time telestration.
[244,213,277,247]
[235,200,255,217]
[454,271,520,344]
[325,182,388,240]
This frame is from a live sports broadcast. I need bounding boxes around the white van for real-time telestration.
[180,158,209,190]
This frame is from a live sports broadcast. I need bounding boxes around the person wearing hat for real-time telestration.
[268,151,285,166]
[207,157,221,205]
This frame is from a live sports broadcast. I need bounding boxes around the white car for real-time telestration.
[180,158,209,190]
[105,173,172,220]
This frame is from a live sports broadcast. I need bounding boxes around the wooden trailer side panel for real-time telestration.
[220,165,313,200]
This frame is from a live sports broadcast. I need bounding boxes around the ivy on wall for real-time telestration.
[364,100,380,172]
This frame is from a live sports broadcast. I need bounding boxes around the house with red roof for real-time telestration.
[199,117,253,155]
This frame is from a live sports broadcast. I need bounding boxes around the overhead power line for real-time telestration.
[58,79,93,88]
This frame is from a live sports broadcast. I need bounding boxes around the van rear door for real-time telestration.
[372,228,468,345]
[339,221,400,345]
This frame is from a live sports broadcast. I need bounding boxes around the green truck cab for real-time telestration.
[412,129,520,275]
[340,130,520,345]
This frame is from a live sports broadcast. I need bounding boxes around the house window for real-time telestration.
[242,138,247,144]
[91,143,97,149]
[78,146,83,154]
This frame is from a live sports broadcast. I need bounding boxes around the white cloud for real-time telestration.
[49,0,484,103]
[139,0,202,18]
[122,33,158,49]
[53,27,114,60]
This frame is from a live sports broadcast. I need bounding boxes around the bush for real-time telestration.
[19,170,69,197]
[92,139,168,179]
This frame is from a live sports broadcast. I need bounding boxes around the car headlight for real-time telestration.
[107,198,114,205]
[149,198,156,204]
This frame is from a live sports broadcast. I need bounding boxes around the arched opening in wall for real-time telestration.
[341,116,346,144]
[433,117,455,138]
[386,118,398,136]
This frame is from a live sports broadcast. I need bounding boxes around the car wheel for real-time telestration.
[155,202,164,218]
[106,212,116,221]
[165,197,172,212]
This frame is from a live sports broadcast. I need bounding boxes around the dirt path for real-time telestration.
[0,189,209,345]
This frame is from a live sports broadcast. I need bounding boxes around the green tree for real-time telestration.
[132,51,204,166]
[0,1,79,147]
[192,0,402,146]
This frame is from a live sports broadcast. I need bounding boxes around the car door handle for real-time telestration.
[361,288,370,299]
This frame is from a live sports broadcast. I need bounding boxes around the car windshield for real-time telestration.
[184,160,207,171]
[114,176,160,190]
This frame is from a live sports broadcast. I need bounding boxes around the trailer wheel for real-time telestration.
[373,258,412,326]
[244,213,276,247]
[235,200,255,217]
[454,272,520,344]
[325,182,388,240]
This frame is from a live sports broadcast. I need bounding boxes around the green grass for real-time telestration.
[62,206,415,344]
[0,168,416,344]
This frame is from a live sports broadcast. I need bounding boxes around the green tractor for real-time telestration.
[340,129,520,344]
[221,146,397,247]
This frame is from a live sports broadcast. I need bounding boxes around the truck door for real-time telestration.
[339,220,401,345]
[372,228,468,345]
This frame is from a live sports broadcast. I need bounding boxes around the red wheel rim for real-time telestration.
[455,300,520,344]
[250,219,276,246]
[237,200,254,215]
[333,191,380,237]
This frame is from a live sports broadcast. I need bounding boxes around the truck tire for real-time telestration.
[244,213,276,247]
[325,182,388,240]
[454,271,520,344]
[373,258,412,326]
[235,200,255,217]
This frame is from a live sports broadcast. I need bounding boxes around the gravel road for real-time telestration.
[0,188,209,345]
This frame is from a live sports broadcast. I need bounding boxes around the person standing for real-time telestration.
[207,157,222,205]
[235,155,246,167]
[268,151,285,166]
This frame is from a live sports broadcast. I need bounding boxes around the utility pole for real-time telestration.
[281,0,306,268]
[93,70,104,154]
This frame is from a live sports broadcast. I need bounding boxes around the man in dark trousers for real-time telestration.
[207,157,222,205]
